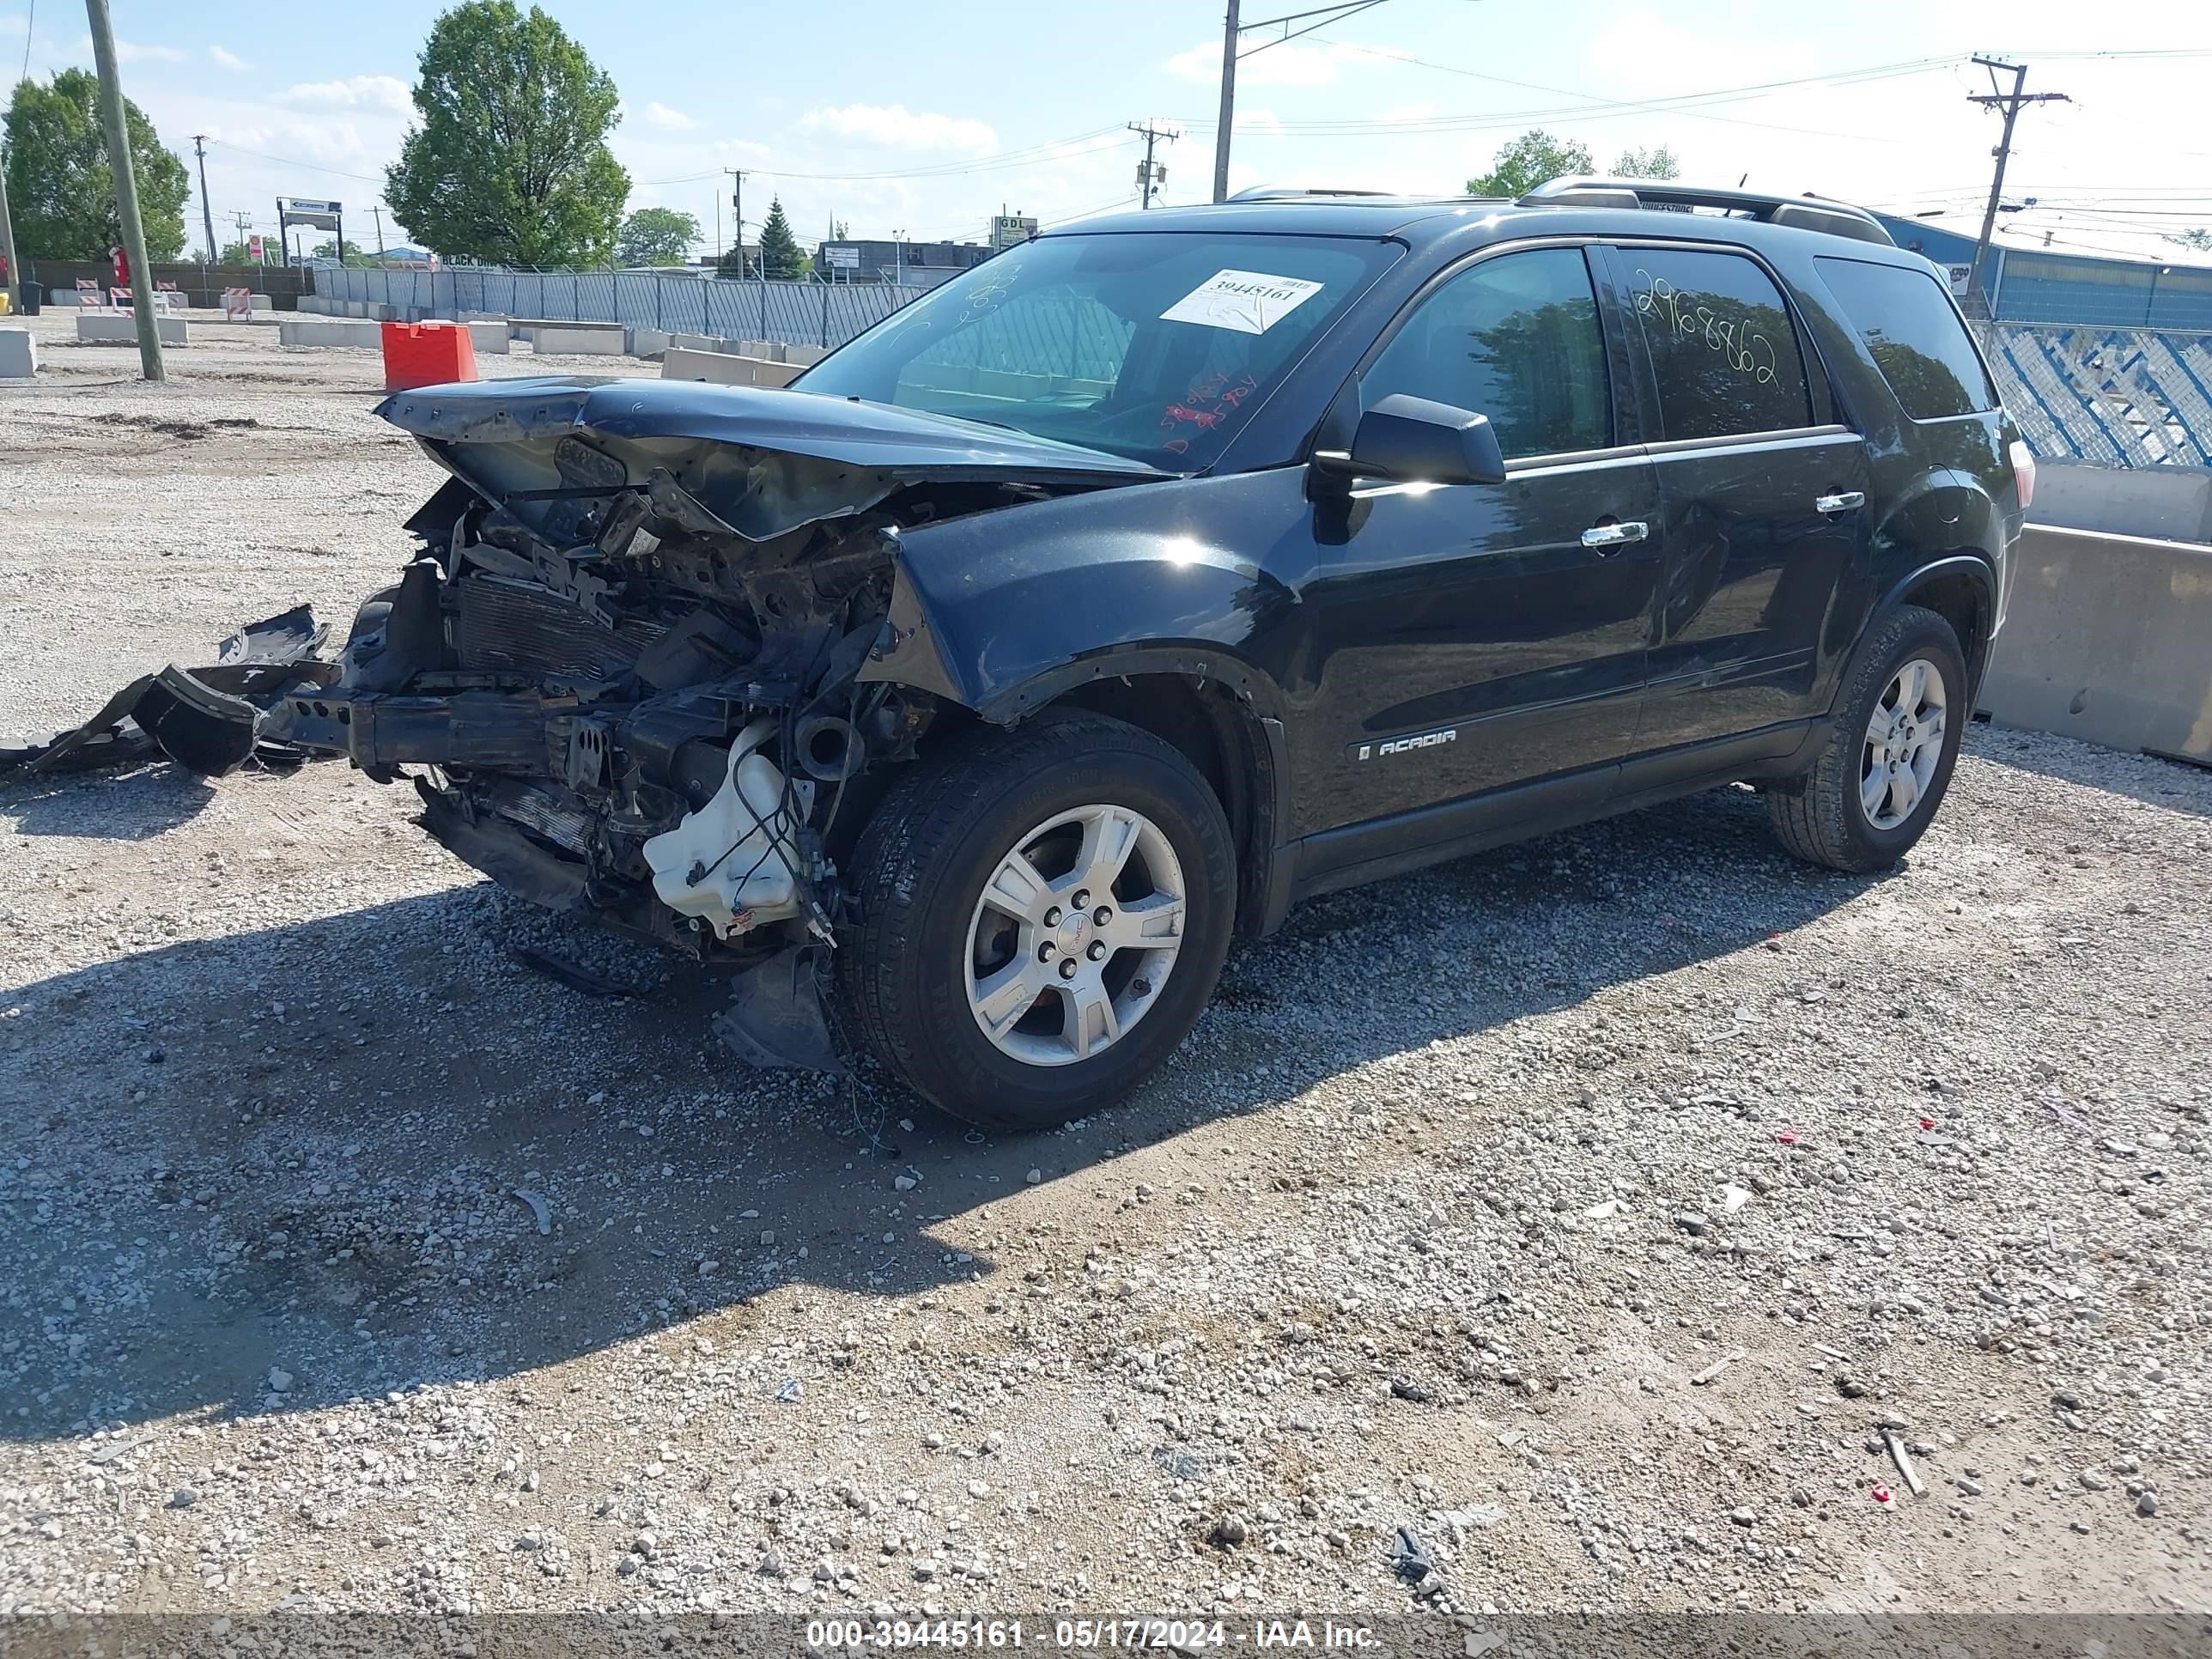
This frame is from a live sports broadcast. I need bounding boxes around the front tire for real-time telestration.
[1768,603,1967,872]
[837,712,1237,1130]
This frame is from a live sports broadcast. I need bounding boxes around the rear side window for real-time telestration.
[1621,248,1814,441]
[1815,255,1996,420]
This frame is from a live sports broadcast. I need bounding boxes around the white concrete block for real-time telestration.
[533,324,628,356]
[749,357,803,387]
[661,346,756,386]
[277,318,384,349]
[76,312,188,345]
[627,326,671,360]
[0,326,35,377]
[667,331,720,352]
[784,343,830,368]
[466,320,510,356]
[249,295,273,313]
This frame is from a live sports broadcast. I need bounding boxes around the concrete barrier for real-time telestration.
[76,313,188,345]
[661,346,756,386]
[2033,459,2212,545]
[278,318,384,349]
[784,343,830,368]
[668,331,720,353]
[0,326,35,376]
[533,323,629,356]
[627,326,671,361]
[465,320,510,356]
[1980,524,2212,765]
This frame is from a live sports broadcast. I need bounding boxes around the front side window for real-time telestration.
[1360,246,1612,459]
[795,232,1400,469]
[1814,255,1996,420]
[1622,247,1814,441]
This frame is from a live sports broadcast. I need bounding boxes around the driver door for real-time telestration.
[1294,244,1660,841]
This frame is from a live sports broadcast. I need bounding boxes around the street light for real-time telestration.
[892,229,905,289]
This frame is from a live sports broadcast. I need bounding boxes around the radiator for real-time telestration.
[455,575,661,680]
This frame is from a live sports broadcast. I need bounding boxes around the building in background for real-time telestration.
[1875,208,2212,330]
[811,238,993,288]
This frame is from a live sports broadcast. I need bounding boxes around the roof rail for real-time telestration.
[1225,185,1402,202]
[1516,177,1895,247]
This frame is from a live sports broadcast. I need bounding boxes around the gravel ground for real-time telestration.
[3,318,2209,1625]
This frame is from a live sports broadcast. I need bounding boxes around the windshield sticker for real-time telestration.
[1160,270,1325,334]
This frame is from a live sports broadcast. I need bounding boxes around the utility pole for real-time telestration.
[1212,0,1240,203]
[726,170,747,276]
[85,0,163,380]
[372,206,386,264]
[0,136,21,317]
[1129,120,1178,208]
[191,135,217,264]
[1966,58,2069,313]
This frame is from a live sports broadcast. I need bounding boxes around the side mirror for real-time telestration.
[1312,393,1507,488]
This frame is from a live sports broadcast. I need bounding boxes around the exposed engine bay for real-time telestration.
[270,376,1161,1066]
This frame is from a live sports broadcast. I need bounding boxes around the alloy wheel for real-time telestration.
[963,804,1188,1066]
[1860,657,1948,830]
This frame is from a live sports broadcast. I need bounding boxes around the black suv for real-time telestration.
[296,177,2030,1127]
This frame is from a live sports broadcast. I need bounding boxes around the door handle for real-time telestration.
[1815,490,1866,514]
[1580,520,1649,552]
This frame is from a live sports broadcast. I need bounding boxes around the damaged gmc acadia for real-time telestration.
[284,183,2027,1127]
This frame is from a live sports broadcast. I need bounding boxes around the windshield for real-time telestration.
[793,231,1401,469]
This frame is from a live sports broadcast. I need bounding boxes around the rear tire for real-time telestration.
[1767,603,1966,872]
[837,712,1237,1130]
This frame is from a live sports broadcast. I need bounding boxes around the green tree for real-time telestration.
[1467,130,1593,198]
[2169,228,2212,252]
[617,206,699,265]
[3,70,191,259]
[384,1,629,266]
[757,197,805,280]
[1614,143,1680,180]
[312,238,372,265]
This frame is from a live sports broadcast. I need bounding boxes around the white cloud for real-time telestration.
[275,75,411,113]
[799,102,996,155]
[1165,36,1408,88]
[643,101,698,131]
[209,45,252,71]
[69,35,185,63]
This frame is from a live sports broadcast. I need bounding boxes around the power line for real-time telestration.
[210,139,386,186]
[638,125,1131,187]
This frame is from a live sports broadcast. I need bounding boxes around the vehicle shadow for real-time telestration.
[0,782,1875,1449]
[4,763,217,840]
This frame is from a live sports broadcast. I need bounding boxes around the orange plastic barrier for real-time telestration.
[380,320,479,392]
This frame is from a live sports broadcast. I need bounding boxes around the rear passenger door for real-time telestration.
[1605,243,1872,755]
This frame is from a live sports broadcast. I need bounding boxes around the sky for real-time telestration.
[7,0,2211,266]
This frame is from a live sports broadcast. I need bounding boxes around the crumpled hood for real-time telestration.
[374,376,1167,485]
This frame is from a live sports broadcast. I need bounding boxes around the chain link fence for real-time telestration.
[1978,322,2212,467]
[311,266,928,350]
